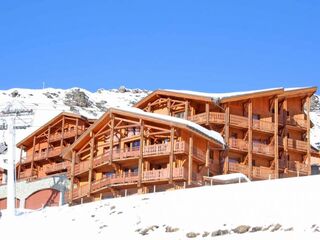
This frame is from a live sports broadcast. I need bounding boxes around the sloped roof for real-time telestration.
[16,112,90,148]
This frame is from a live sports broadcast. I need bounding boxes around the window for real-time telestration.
[174,112,185,119]
[253,114,260,120]
[132,140,140,148]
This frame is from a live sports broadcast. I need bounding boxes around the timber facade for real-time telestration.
[63,108,224,204]
[135,87,317,180]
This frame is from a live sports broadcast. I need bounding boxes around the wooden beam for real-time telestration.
[188,136,193,185]
[274,96,279,178]
[138,120,144,187]
[169,127,175,184]
[75,118,79,140]
[46,126,51,160]
[69,151,76,204]
[206,103,210,125]
[88,132,95,196]
[30,136,36,176]
[248,99,253,179]
[283,98,288,170]
[18,147,23,179]
[109,115,115,164]
[184,101,189,120]
[223,104,230,174]
[60,116,65,149]
[306,95,311,175]
[167,98,171,116]
[205,142,210,168]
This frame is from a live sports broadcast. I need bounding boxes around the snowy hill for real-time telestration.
[1,175,320,239]
[311,95,320,150]
[0,87,149,165]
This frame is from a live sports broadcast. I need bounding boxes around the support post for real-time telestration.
[88,132,95,196]
[274,96,279,178]
[248,100,253,179]
[306,95,311,175]
[75,118,79,140]
[206,102,210,125]
[138,120,144,187]
[69,151,76,204]
[18,147,23,179]
[109,115,115,164]
[169,127,175,184]
[205,142,210,168]
[46,126,51,160]
[60,116,65,149]
[30,136,36,177]
[184,101,189,120]
[167,98,171,116]
[223,104,230,174]
[283,98,288,170]
[188,136,193,185]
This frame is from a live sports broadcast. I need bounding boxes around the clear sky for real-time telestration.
[0,0,319,93]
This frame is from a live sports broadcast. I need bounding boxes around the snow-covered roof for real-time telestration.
[112,107,225,146]
[164,87,283,102]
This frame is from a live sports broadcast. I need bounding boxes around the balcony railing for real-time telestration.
[44,161,70,174]
[279,160,309,174]
[286,116,308,129]
[18,169,37,179]
[23,147,62,163]
[228,162,276,179]
[73,142,187,176]
[71,167,187,199]
[230,115,248,128]
[252,119,274,133]
[49,129,85,142]
[252,142,274,156]
[188,112,225,125]
[228,138,248,151]
[278,138,308,152]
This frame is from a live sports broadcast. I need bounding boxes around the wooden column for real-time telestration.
[60,116,65,149]
[147,103,151,112]
[306,95,311,175]
[167,98,171,116]
[206,103,210,125]
[184,101,189,120]
[30,136,36,176]
[283,98,288,169]
[46,127,51,159]
[205,142,210,168]
[109,115,115,163]
[188,136,193,185]
[88,132,95,196]
[69,151,76,204]
[138,120,144,187]
[169,127,175,184]
[274,97,279,178]
[223,104,230,174]
[248,100,253,179]
[75,118,79,140]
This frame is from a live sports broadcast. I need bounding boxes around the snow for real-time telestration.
[113,106,225,145]
[0,87,149,165]
[164,87,283,101]
[311,111,320,150]
[1,175,320,239]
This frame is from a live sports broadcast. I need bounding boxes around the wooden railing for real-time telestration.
[228,139,248,151]
[230,114,248,128]
[18,169,37,179]
[23,147,62,163]
[252,142,274,156]
[286,116,308,129]
[228,162,276,179]
[72,167,187,199]
[49,129,85,142]
[252,119,274,133]
[280,160,309,174]
[287,138,308,152]
[188,112,225,125]
[44,161,70,174]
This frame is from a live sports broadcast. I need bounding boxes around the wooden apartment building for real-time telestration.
[63,108,224,204]
[16,112,92,180]
[135,87,317,180]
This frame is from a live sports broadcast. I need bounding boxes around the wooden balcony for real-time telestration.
[228,162,276,179]
[279,138,308,152]
[18,169,37,180]
[49,129,85,142]
[44,161,70,174]
[72,167,187,199]
[188,112,225,125]
[286,116,308,129]
[252,142,274,157]
[73,142,187,176]
[252,119,274,133]
[22,147,62,163]
[230,115,248,128]
[279,160,309,175]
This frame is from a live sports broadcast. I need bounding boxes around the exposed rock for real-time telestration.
[250,226,263,232]
[233,225,251,234]
[263,225,273,231]
[311,95,320,112]
[64,89,93,108]
[284,227,294,231]
[271,224,282,232]
[165,226,179,232]
[95,101,108,111]
[10,90,20,98]
[202,231,210,237]
[139,225,159,235]
[211,229,229,237]
[119,86,127,93]
[186,232,200,238]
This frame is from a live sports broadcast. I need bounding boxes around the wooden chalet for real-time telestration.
[63,107,225,204]
[134,87,317,180]
[16,112,92,181]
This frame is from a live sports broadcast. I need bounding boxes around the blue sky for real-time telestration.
[0,0,319,92]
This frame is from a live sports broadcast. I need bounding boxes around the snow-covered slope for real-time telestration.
[311,95,320,150]
[1,175,320,239]
[0,87,149,165]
